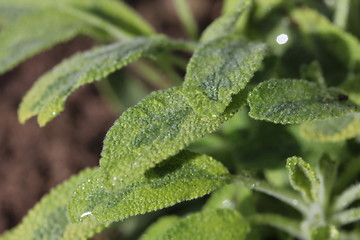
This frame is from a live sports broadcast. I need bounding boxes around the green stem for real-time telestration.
[172,0,198,40]
[233,175,309,215]
[249,214,304,239]
[134,60,173,89]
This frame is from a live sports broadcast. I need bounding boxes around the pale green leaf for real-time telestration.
[286,156,319,202]
[248,79,359,124]
[183,35,266,119]
[200,0,251,43]
[88,87,246,192]
[249,214,302,239]
[0,168,105,240]
[311,225,340,240]
[333,183,360,212]
[19,37,192,126]
[300,113,360,142]
[234,174,308,214]
[333,207,360,226]
[139,216,179,240]
[141,209,249,240]
[0,10,87,75]
[69,151,230,224]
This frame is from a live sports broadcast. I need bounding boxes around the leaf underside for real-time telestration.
[69,151,230,224]
[248,79,359,124]
[18,37,189,126]
[0,168,105,240]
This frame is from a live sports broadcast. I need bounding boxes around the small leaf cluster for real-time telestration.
[1,0,360,239]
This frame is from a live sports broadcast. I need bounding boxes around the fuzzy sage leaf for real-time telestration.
[0,168,105,240]
[183,35,266,119]
[139,216,180,240]
[19,37,192,126]
[286,156,319,202]
[69,151,230,224]
[0,10,87,75]
[140,209,249,240]
[248,79,359,124]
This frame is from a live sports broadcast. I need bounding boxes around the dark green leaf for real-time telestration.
[248,79,359,124]
[69,151,230,224]
[183,35,266,119]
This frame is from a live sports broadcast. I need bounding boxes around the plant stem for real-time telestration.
[334,0,350,29]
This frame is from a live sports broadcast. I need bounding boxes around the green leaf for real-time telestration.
[0,10,87,75]
[200,0,251,43]
[300,113,360,142]
[183,35,266,119]
[249,214,302,239]
[311,225,340,240]
[18,37,192,126]
[69,151,231,224]
[88,87,246,192]
[0,168,105,240]
[248,79,359,124]
[139,216,180,240]
[286,156,319,202]
[141,209,249,240]
[333,183,360,212]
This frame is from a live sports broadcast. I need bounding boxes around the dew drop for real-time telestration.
[276,34,288,45]
[80,211,92,218]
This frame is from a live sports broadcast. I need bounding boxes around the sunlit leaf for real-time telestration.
[183,35,266,119]
[248,79,359,124]
[19,37,192,126]
[0,168,105,240]
[286,156,319,202]
[141,209,249,240]
[69,151,230,224]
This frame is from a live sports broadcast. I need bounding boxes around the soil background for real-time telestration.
[0,0,221,234]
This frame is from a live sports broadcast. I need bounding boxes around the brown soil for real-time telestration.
[0,0,220,234]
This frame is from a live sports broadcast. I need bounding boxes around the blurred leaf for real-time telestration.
[0,10,87,75]
[183,35,266,119]
[0,168,105,240]
[19,37,191,126]
[140,209,249,240]
[248,79,359,124]
[300,113,360,142]
[69,151,230,224]
[340,74,360,105]
[333,207,360,226]
[286,156,319,202]
[317,155,337,206]
[311,225,340,240]
[139,216,179,240]
[200,0,251,42]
